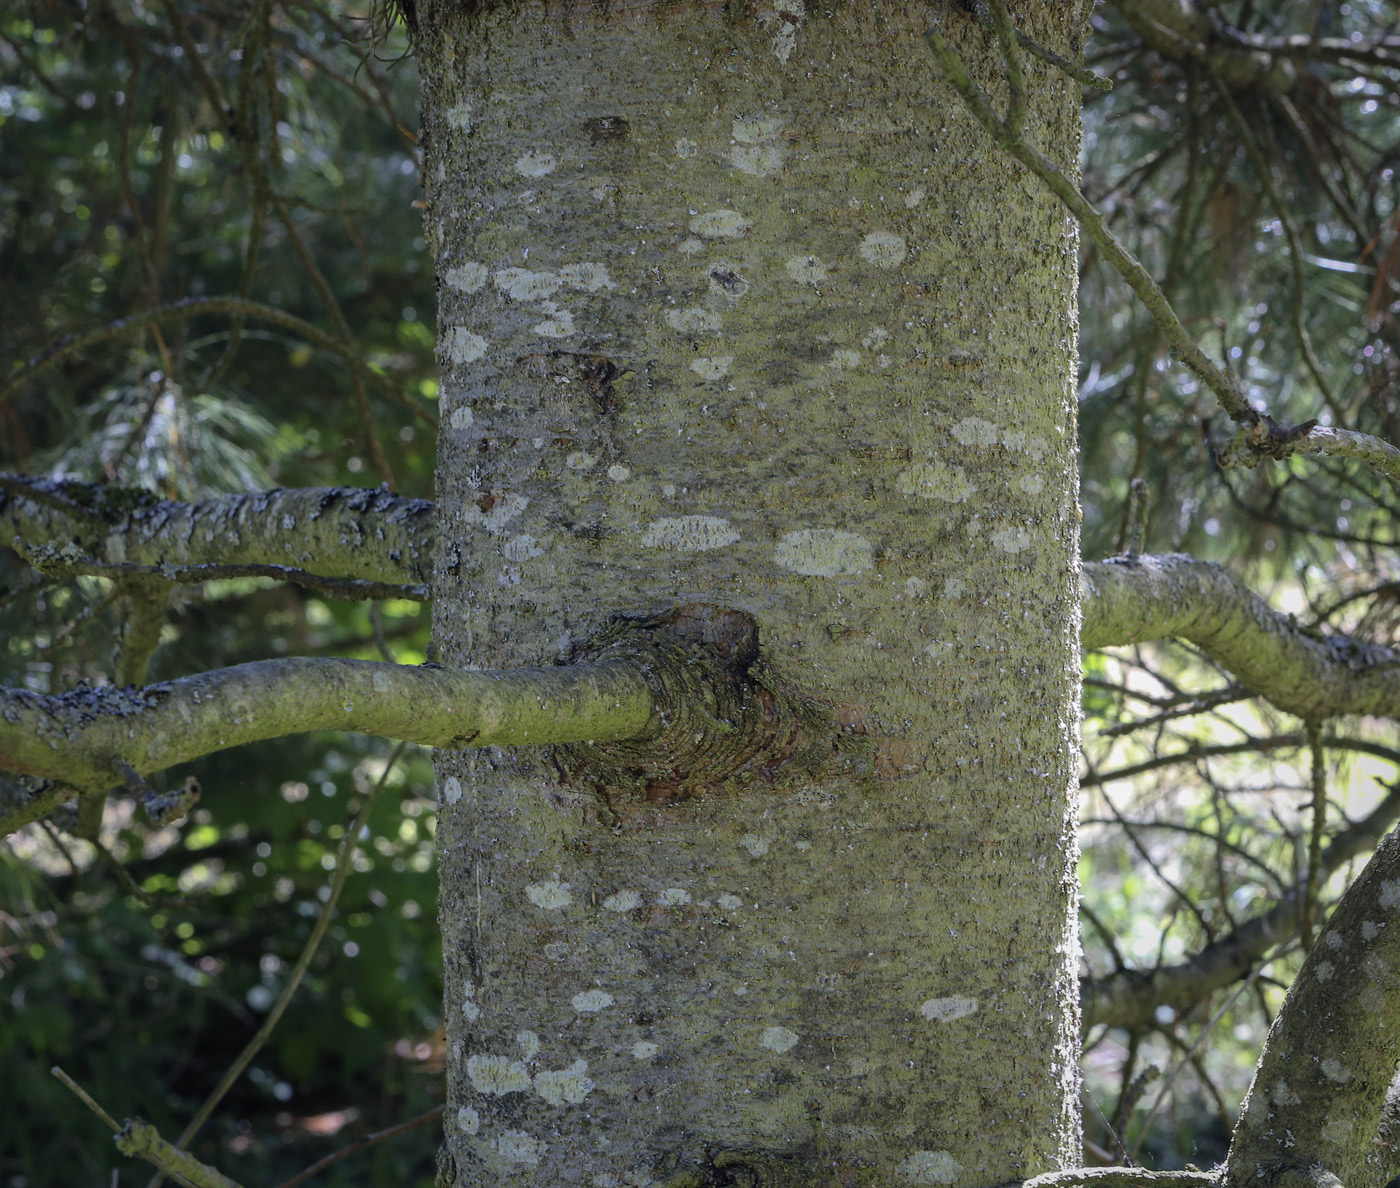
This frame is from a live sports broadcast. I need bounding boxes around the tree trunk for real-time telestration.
[421,3,1089,1184]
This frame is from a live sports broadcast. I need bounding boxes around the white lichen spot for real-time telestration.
[461,999,481,1022]
[923,640,954,659]
[466,1054,532,1096]
[566,451,598,472]
[462,492,528,534]
[775,529,874,576]
[534,1059,594,1105]
[990,525,1032,553]
[446,101,473,130]
[640,516,740,551]
[897,462,977,503]
[603,890,643,912]
[862,326,890,349]
[943,576,967,599]
[740,834,770,857]
[898,1150,964,1185]
[632,1041,659,1059]
[661,483,677,497]
[1271,1080,1301,1106]
[689,210,751,239]
[762,1,805,63]
[557,262,614,292]
[920,995,979,1022]
[679,236,706,255]
[731,144,784,175]
[606,464,631,482]
[442,776,463,806]
[571,989,615,1013]
[516,1030,540,1059]
[760,1026,800,1054]
[829,349,861,369]
[665,307,721,334]
[690,356,733,380]
[525,877,573,910]
[494,268,563,303]
[795,839,812,852]
[859,231,908,268]
[904,187,927,208]
[449,405,475,430]
[785,255,830,285]
[1380,879,1400,908]
[446,328,488,365]
[503,534,546,562]
[1325,929,1343,949]
[952,416,1003,446]
[905,576,927,596]
[532,311,575,338]
[514,150,556,178]
[444,262,488,292]
[457,1105,480,1134]
[717,893,744,910]
[732,115,784,144]
[1320,1058,1351,1083]
[1363,920,1382,940]
[497,1130,543,1166]
[1019,474,1045,495]
[1315,960,1334,982]
[675,137,697,158]
[658,888,691,906]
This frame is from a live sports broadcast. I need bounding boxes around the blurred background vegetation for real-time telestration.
[1,0,1399,1182]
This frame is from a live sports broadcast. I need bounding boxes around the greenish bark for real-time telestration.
[423,3,1087,1185]
[1228,826,1400,1188]
[0,654,651,801]
[1081,554,1400,720]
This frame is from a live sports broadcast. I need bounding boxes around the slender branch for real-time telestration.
[1,296,435,428]
[924,15,1400,490]
[1083,778,1400,1028]
[922,19,1258,430]
[272,1105,444,1188]
[159,745,404,1180]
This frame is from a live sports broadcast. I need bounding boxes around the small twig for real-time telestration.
[51,1065,122,1132]
[271,1104,444,1188]
[1302,724,1328,951]
[147,743,408,1188]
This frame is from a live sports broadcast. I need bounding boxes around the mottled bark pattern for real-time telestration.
[422,3,1086,1184]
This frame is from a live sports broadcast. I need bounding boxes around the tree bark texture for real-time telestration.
[421,3,1088,1184]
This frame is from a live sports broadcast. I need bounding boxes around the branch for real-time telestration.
[1083,770,1400,1029]
[0,655,652,798]
[924,13,1400,491]
[1082,555,1400,721]
[0,478,433,587]
[0,607,875,834]
[1228,825,1400,1185]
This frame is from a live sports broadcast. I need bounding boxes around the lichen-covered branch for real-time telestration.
[1082,554,1400,721]
[1227,825,1400,1186]
[1,477,433,587]
[0,655,651,803]
[0,607,865,837]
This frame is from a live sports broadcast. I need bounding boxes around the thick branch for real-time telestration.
[0,607,868,835]
[1228,826,1400,1186]
[1,478,433,588]
[1082,554,1400,721]
[0,655,652,799]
